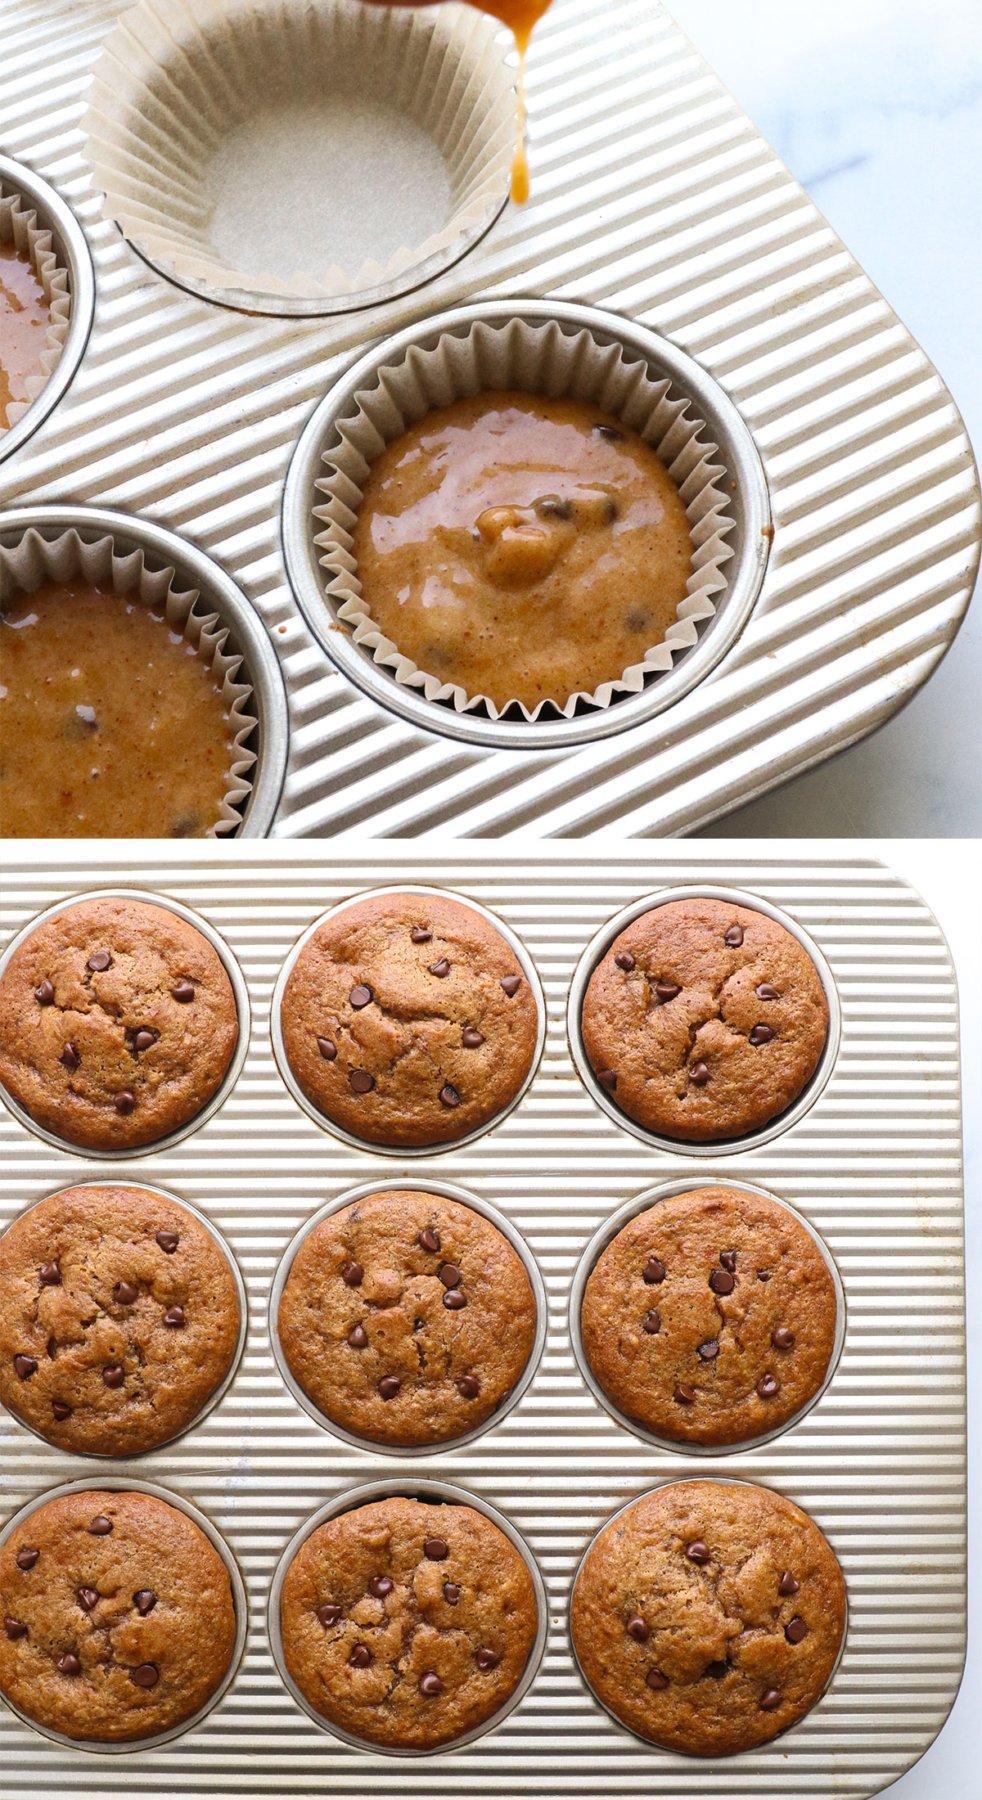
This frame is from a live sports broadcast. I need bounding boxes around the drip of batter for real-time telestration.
[0,242,51,429]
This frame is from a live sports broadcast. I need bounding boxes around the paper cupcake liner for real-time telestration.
[0,178,72,429]
[0,528,257,835]
[84,0,515,310]
[312,316,737,723]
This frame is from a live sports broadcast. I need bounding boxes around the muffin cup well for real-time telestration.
[0,1475,248,1755]
[568,1177,846,1458]
[84,0,515,316]
[568,1476,849,1759]
[270,884,546,1157]
[0,156,94,465]
[267,1477,548,1757]
[567,884,841,1156]
[269,1178,546,1458]
[0,887,251,1160]
[0,1181,248,1458]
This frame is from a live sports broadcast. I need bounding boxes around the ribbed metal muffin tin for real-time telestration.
[1,0,978,834]
[0,845,967,1798]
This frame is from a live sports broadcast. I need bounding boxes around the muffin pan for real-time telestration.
[2,0,978,832]
[0,155,94,469]
[0,845,967,1796]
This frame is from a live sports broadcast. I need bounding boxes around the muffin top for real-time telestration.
[579,1185,837,1446]
[280,1495,538,1750]
[277,1188,536,1447]
[0,1488,237,1743]
[580,897,829,1141]
[280,891,539,1148]
[0,896,239,1151]
[0,1184,241,1457]
[570,1480,845,1757]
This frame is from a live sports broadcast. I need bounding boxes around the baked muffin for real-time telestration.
[279,891,538,1148]
[0,1488,237,1743]
[0,895,239,1151]
[579,1186,837,1446]
[279,1495,538,1750]
[277,1188,536,1447]
[570,1480,845,1756]
[580,897,829,1141]
[0,1184,241,1456]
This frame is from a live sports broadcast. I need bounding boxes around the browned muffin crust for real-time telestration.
[0,897,239,1151]
[0,1489,237,1743]
[280,1495,538,1750]
[0,1185,241,1456]
[280,892,538,1148]
[571,1481,845,1756]
[278,1188,536,1447]
[580,1186,837,1447]
[580,897,829,1142]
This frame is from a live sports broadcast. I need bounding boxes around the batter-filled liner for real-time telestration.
[0,179,72,430]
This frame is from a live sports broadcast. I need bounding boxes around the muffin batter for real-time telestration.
[353,392,693,711]
[0,242,50,429]
[0,580,238,837]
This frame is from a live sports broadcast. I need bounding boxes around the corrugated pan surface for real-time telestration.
[0,846,967,1797]
[0,0,978,837]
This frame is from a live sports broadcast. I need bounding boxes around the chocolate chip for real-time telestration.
[86,950,112,972]
[114,1091,136,1115]
[438,1263,461,1289]
[760,1688,782,1711]
[171,980,195,1003]
[349,983,372,1009]
[685,1541,711,1564]
[133,1029,156,1053]
[349,1069,375,1094]
[443,1288,467,1311]
[626,1616,650,1642]
[457,1374,481,1399]
[418,1228,441,1253]
[614,950,635,971]
[341,1260,363,1287]
[720,1250,738,1273]
[131,1663,159,1688]
[15,1548,39,1570]
[13,1355,37,1380]
[347,1324,368,1350]
[462,1026,485,1048]
[597,1069,618,1091]
[689,1061,710,1086]
[779,1571,799,1596]
[655,982,681,1003]
[163,1306,185,1328]
[134,1591,157,1616]
[316,1604,341,1627]
[410,926,433,943]
[156,1231,179,1254]
[439,1082,461,1108]
[59,1042,80,1071]
[443,1581,461,1604]
[102,1365,124,1388]
[57,1653,81,1676]
[420,1670,443,1696]
[642,1309,661,1334]
[785,1617,808,1644]
[77,1587,99,1613]
[757,1269,772,1283]
[34,980,54,1006]
[594,423,624,441]
[368,1576,393,1599]
[705,1660,729,1679]
[643,1257,666,1285]
[756,983,779,1000]
[51,1400,72,1421]
[538,496,573,520]
[757,1373,780,1399]
[428,957,451,978]
[348,1644,372,1668]
[674,1383,696,1404]
[709,1269,734,1295]
[697,1340,719,1361]
[114,1281,139,1305]
[772,1326,795,1350]
[475,1647,500,1671]
[750,1024,775,1046]
[378,1375,401,1400]
[500,974,522,997]
[724,924,744,947]
[316,1036,337,1061]
[645,1669,669,1690]
[424,1537,449,1561]
[4,1619,27,1640]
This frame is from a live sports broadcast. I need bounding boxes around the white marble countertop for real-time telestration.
[665,0,982,838]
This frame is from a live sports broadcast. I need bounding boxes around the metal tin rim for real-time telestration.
[0,1473,249,1755]
[266,1475,549,1758]
[0,886,251,1160]
[0,156,95,468]
[567,1175,847,1458]
[0,1180,248,1459]
[566,884,842,1156]
[269,883,547,1158]
[566,1474,850,1761]
[268,1176,547,1459]
[0,504,289,837]
[281,296,771,751]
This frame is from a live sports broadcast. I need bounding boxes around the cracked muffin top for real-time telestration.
[0,897,239,1151]
[0,1184,241,1457]
[279,891,539,1148]
[0,1488,237,1743]
[277,1188,537,1448]
[279,1495,538,1750]
[580,897,829,1142]
[579,1185,837,1447]
[570,1480,846,1756]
